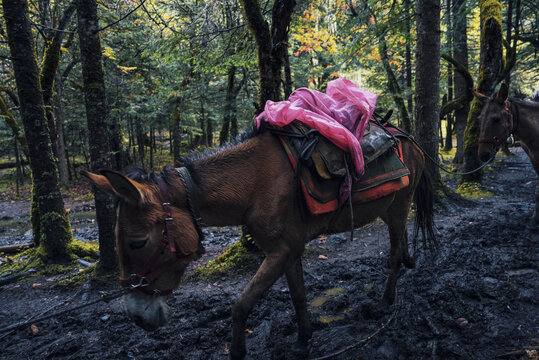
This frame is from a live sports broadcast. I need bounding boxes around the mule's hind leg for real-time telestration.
[402,232,416,269]
[230,249,294,360]
[381,204,410,305]
[285,258,312,355]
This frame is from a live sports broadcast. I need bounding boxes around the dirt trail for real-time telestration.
[0,147,537,360]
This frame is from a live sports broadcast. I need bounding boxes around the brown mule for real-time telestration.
[83,129,436,359]
[477,83,539,223]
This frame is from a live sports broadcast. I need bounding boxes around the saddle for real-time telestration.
[276,120,410,215]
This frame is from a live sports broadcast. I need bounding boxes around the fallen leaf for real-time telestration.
[223,346,229,355]
[28,324,38,335]
[32,283,42,288]
[244,329,253,334]
[318,255,328,260]
[456,317,468,326]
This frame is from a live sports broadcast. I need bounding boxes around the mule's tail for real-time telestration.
[413,167,438,252]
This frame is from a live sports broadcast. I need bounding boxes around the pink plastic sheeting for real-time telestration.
[255,78,378,176]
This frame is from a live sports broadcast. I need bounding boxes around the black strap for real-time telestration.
[176,167,205,249]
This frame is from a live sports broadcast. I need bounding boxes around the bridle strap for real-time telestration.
[120,172,202,296]
[478,99,515,149]
[176,167,205,243]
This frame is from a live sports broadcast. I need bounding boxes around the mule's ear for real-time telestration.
[100,170,143,205]
[495,83,509,104]
[474,90,489,103]
[80,170,117,196]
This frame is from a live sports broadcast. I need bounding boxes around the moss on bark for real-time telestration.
[461,0,503,183]
[3,0,73,262]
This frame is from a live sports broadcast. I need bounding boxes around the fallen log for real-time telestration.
[0,268,37,286]
[0,243,32,254]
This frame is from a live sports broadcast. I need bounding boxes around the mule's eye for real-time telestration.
[492,117,501,123]
[129,239,148,250]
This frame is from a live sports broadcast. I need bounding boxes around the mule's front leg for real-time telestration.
[285,258,312,355]
[230,251,292,360]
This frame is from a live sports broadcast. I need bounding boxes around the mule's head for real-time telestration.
[477,83,512,162]
[83,169,202,331]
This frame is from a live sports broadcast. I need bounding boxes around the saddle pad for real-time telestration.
[280,131,410,215]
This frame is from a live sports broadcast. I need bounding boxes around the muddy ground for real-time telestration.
[0,147,537,360]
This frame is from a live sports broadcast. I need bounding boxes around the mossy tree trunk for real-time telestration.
[240,0,296,110]
[76,0,117,271]
[40,1,75,187]
[414,0,441,183]
[3,0,73,262]
[461,0,503,183]
[444,0,453,151]
[452,0,470,163]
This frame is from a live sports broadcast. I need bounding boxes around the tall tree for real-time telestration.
[414,0,441,182]
[3,0,73,262]
[76,0,117,270]
[40,1,76,187]
[451,0,470,163]
[240,0,296,108]
[443,0,453,150]
[461,0,503,182]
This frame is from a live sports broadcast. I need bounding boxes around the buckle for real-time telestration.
[129,274,149,288]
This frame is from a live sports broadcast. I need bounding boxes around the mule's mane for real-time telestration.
[123,129,256,184]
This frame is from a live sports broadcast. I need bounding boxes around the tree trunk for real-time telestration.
[240,0,296,109]
[54,74,69,186]
[379,41,412,132]
[444,0,453,150]
[3,0,73,262]
[452,0,469,164]
[415,0,441,182]
[461,0,503,183]
[76,0,117,271]
[504,0,513,87]
[40,2,75,179]
[0,94,29,158]
[220,65,242,145]
[404,0,413,121]
[172,99,182,164]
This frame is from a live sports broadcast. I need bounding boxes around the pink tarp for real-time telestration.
[255,78,378,176]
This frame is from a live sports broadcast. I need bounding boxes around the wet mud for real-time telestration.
[0,147,537,360]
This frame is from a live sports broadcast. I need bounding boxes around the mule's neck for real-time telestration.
[511,99,539,146]
[185,132,282,227]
